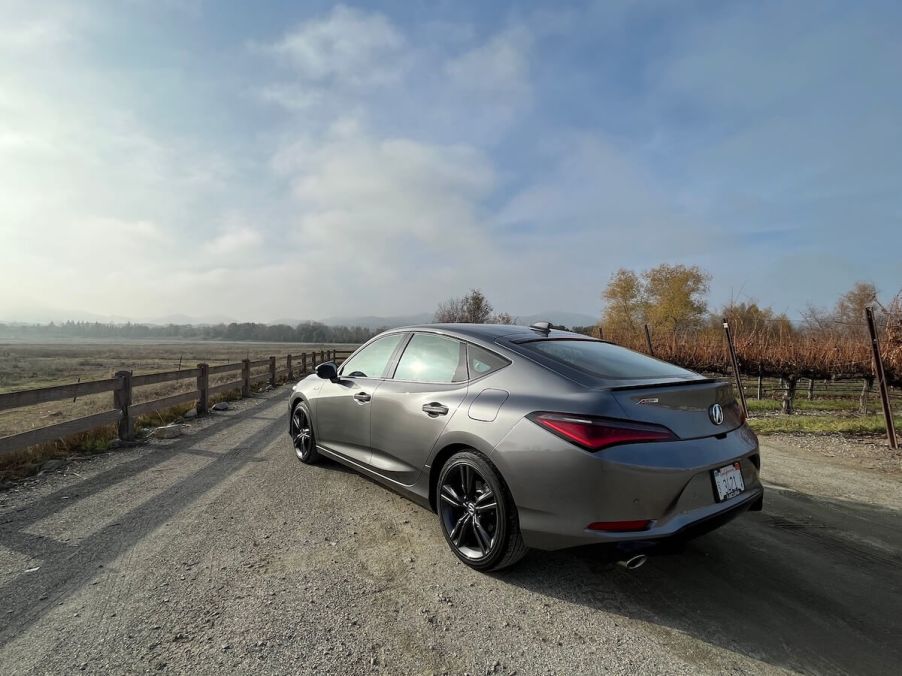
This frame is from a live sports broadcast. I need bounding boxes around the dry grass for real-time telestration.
[0,340,351,392]
[0,376,263,483]
[0,340,350,438]
[748,414,902,436]
[745,398,862,413]
[0,424,119,482]
[0,339,350,482]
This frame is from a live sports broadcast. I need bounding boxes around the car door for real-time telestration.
[369,332,469,485]
[312,333,406,466]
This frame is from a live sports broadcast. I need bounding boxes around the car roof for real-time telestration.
[387,323,593,343]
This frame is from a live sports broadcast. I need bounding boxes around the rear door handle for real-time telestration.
[422,402,449,416]
[353,392,371,403]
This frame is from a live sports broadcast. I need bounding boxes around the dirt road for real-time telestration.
[1,387,900,675]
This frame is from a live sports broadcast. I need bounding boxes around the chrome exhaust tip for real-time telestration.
[617,554,648,570]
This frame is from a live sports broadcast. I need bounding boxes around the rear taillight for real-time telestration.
[527,412,677,451]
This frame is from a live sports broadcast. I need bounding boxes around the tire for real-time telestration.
[290,402,321,464]
[436,450,528,572]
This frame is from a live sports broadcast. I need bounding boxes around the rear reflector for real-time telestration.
[528,412,676,451]
[587,520,652,532]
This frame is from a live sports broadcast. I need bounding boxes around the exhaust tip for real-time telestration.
[617,554,648,570]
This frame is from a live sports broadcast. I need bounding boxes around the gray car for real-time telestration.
[288,323,763,571]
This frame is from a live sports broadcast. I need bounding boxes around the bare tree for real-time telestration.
[804,281,882,336]
[433,289,512,324]
[434,297,465,323]
[487,312,515,325]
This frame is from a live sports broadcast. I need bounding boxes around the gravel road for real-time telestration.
[1,387,900,675]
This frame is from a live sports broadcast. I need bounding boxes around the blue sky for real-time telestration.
[1,0,900,323]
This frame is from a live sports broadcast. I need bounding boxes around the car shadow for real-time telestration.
[498,489,902,675]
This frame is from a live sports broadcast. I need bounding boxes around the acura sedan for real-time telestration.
[288,323,762,571]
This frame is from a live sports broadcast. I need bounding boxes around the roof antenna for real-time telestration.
[530,321,552,335]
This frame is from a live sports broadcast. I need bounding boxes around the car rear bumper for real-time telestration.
[490,420,762,551]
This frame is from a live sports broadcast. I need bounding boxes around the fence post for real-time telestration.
[807,378,815,401]
[197,363,209,415]
[114,370,133,440]
[302,352,308,375]
[781,376,797,415]
[643,324,654,356]
[241,359,250,397]
[859,377,873,415]
[865,306,898,449]
[312,351,318,370]
[722,319,749,418]
[287,354,293,380]
[756,365,763,400]
[269,356,277,387]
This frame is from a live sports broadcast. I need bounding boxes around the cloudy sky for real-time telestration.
[1,0,900,324]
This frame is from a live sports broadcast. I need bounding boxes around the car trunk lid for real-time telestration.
[608,379,742,440]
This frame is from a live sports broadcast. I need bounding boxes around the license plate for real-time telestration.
[712,462,744,502]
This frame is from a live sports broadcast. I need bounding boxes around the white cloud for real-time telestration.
[0,19,70,52]
[0,1,83,54]
[259,83,323,111]
[0,3,255,320]
[267,5,405,87]
[265,120,502,311]
[445,26,532,101]
[204,226,264,259]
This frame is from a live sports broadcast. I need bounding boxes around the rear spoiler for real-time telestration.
[608,377,721,392]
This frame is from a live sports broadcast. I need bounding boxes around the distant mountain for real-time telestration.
[317,313,435,329]
[2,307,597,330]
[143,313,237,326]
[0,303,133,325]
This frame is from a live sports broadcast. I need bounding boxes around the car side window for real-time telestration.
[393,333,467,383]
[467,344,509,378]
[339,334,404,378]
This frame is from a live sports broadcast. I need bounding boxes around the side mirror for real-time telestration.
[316,361,339,382]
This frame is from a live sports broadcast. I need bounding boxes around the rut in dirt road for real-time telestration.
[0,386,900,675]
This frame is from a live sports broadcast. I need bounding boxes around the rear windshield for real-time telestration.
[521,339,699,380]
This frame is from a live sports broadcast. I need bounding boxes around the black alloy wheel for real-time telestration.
[291,403,320,464]
[437,451,527,571]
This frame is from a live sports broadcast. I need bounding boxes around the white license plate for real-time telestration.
[712,462,744,502]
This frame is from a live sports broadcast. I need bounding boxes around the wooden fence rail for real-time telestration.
[0,348,354,457]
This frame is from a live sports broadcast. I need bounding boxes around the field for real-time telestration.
[0,339,352,439]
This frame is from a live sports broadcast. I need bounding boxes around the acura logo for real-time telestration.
[709,403,725,425]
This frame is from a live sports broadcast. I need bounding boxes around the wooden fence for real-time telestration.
[0,348,355,456]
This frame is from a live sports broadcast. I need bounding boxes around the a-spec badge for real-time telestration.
[636,398,659,405]
[709,403,725,425]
